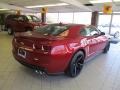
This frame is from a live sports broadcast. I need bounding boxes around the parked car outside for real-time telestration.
[5,14,45,35]
[12,24,110,77]
[98,25,120,38]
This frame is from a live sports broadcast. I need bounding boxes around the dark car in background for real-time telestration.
[5,15,45,35]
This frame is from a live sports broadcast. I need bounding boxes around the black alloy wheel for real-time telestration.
[114,31,119,38]
[7,27,13,35]
[103,42,110,53]
[66,51,84,77]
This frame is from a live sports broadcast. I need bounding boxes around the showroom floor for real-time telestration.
[0,31,120,90]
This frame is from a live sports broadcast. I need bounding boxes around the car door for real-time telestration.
[91,26,108,51]
[80,26,99,57]
[88,26,101,53]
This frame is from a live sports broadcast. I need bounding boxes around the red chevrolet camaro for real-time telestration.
[12,24,110,77]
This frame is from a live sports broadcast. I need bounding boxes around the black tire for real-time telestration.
[66,51,85,77]
[114,31,119,38]
[103,42,110,53]
[7,27,13,35]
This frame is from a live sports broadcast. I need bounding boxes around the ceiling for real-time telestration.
[0,0,62,6]
[0,0,120,13]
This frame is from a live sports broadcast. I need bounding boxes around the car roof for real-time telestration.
[6,14,26,19]
[45,23,87,37]
[6,14,36,18]
[7,14,25,17]
[48,23,86,27]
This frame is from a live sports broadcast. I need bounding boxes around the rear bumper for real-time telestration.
[16,58,46,72]
[12,49,50,72]
[12,47,72,74]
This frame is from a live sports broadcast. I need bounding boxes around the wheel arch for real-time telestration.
[73,48,86,61]
[65,48,86,70]
[65,48,86,76]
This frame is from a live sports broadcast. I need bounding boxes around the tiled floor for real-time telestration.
[0,31,120,90]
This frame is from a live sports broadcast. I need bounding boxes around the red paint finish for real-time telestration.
[12,24,109,74]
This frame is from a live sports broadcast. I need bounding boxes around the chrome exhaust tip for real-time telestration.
[35,70,47,76]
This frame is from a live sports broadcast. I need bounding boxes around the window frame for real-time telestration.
[80,25,101,37]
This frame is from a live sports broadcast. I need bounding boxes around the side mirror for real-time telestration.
[101,32,105,35]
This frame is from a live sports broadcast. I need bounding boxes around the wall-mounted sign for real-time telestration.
[16,10,21,15]
[103,4,112,14]
[41,7,48,14]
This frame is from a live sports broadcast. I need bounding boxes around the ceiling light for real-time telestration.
[0,8,10,11]
[89,0,112,3]
[113,0,120,2]
[25,3,69,8]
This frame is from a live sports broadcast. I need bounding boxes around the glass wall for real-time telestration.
[111,15,120,35]
[46,13,59,23]
[46,12,92,24]
[58,13,73,23]
[73,12,92,24]
[98,14,120,38]
[98,15,111,34]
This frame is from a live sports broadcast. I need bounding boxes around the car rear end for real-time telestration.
[12,34,54,74]
[12,25,73,74]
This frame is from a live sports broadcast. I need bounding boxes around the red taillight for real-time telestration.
[33,44,36,49]
[36,45,52,51]
[43,46,52,51]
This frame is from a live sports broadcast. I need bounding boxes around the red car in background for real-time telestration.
[5,15,45,35]
[12,24,110,77]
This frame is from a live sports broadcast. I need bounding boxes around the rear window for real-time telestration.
[26,15,40,22]
[36,24,69,36]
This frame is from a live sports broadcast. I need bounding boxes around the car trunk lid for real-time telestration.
[14,31,66,51]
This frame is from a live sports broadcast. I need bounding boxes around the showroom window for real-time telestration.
[46,13,59,23]
[73,12,92,25]
[98,15,112,34]
[58,13,73,23]
[111,15,120,35]
[46,12,92,24]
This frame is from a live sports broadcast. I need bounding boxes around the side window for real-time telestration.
[89,26,100,36]
[80,27,91,36]
[17,16,24,21]
[80,26,100,36]
[32,16,40,22]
